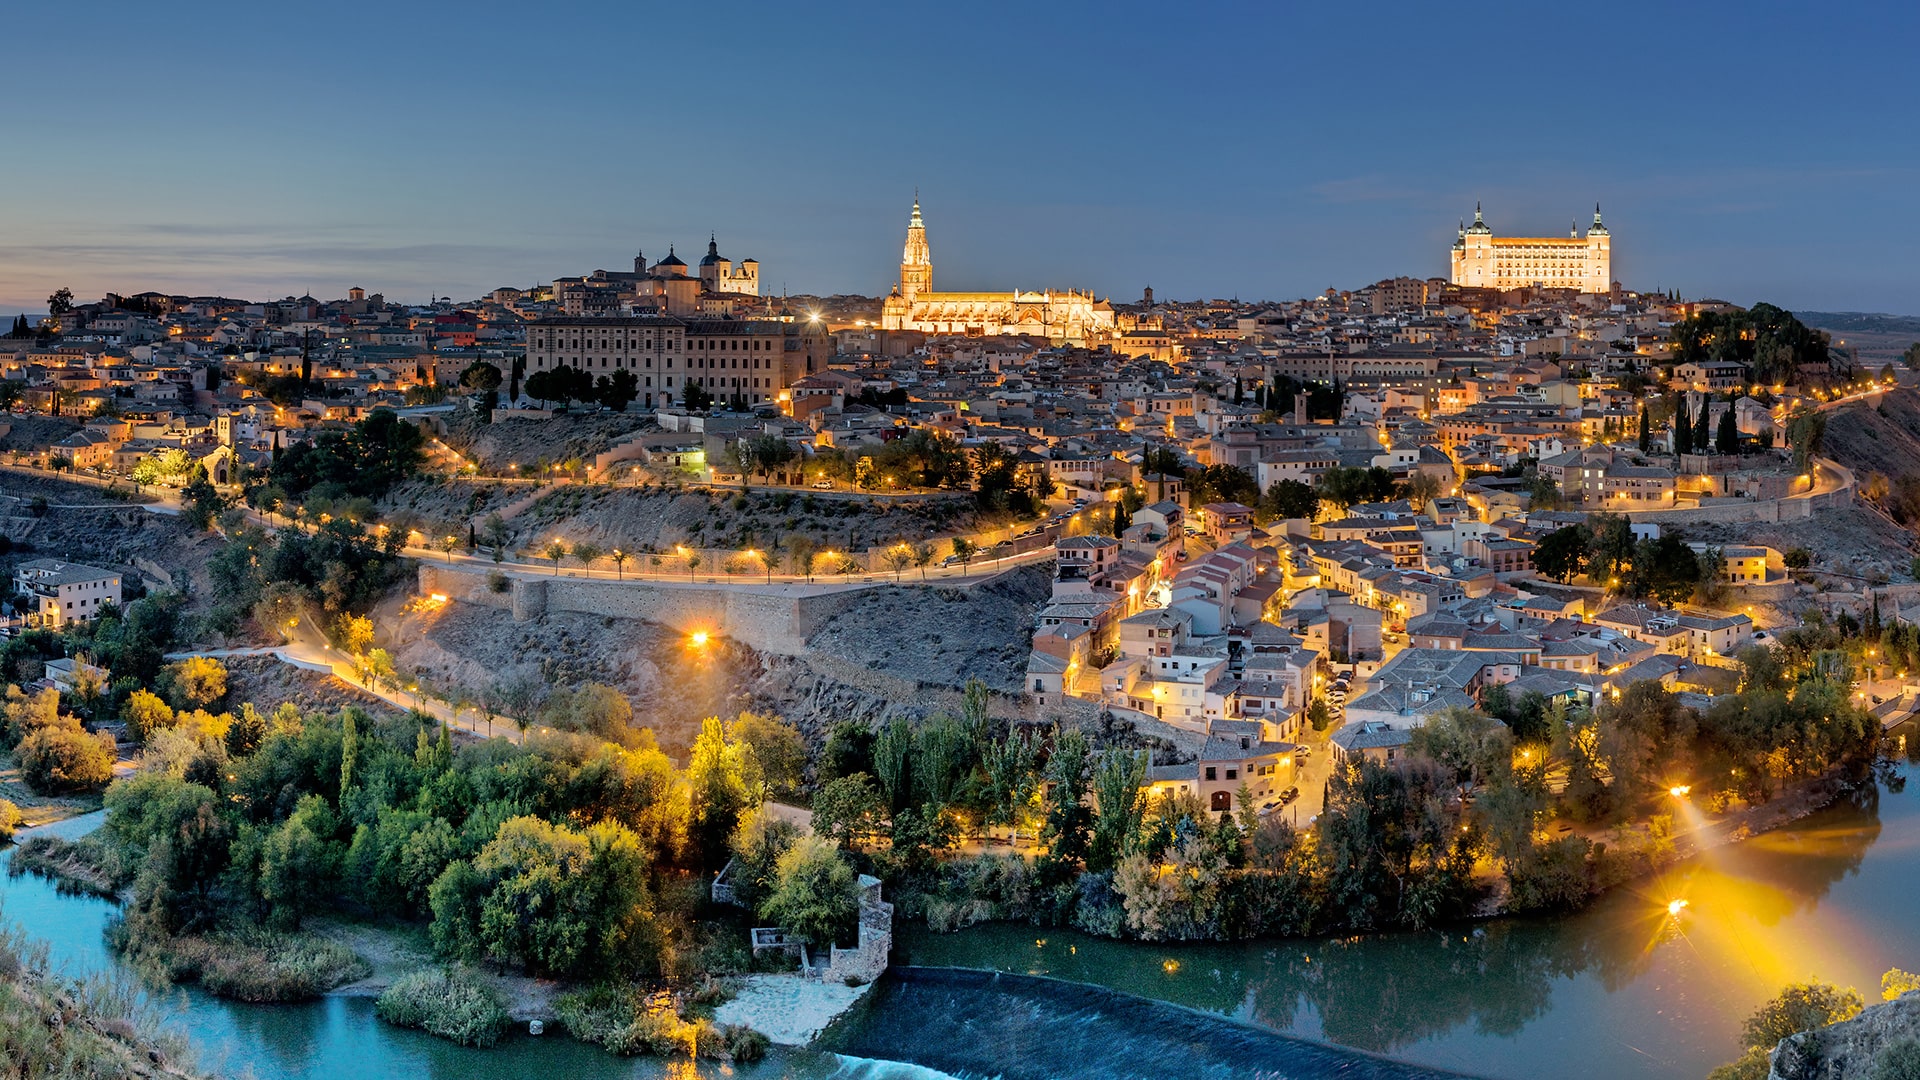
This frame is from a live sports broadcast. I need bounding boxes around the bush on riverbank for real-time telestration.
[7,834,124,897]
[108,920,370,1003]
[374,966,510,1047]
[555,985,701,1056]
[0,798,20,843]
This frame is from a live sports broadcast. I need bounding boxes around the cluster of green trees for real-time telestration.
[1529,515,1707,603]
[1129,456,1443,527]
[205,518,409,639]
[801,648,1877,946]
[80,698,822,995]
[266,408,425,503]
[1669,303,1835,388]
[521,364,640,412]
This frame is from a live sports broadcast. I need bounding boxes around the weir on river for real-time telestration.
[823,966,1478,1080]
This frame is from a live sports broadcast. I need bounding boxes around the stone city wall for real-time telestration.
[416,563,858,656]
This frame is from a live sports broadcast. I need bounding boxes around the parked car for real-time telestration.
[1281,786,1299,803]
[812,480,833,489]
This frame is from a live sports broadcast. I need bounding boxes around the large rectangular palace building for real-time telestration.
[1450,204,1611,293]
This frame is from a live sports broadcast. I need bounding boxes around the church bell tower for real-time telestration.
[899,195,931,302]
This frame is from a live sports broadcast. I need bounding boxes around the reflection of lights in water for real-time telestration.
[1162,959,1179,974]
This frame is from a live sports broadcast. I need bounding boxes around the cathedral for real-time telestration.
[1450,204,1612,294]
[879,197,1116,346]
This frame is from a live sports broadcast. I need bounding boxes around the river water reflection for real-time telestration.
[899,761,1919,1080]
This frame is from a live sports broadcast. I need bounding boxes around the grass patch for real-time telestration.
[7,834,124,897]
[374,966,510,1048]
[111,922,370,1003]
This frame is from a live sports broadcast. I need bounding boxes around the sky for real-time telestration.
[2,1,1916,314]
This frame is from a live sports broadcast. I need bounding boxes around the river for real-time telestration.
[7,741,1920,1080]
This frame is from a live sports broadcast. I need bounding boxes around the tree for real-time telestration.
[1038,727,1093,880]
[569,542,603,573]
[1716,406,1740,455]
[164,656,228,711]
[122,688,176,743]
[1262,479,1320,521]
[1087,750,1147,873]
[18,724,115,793]
[1528,473,1562,511]
[911,541,936,581]
[458,361,502,393]
[1674,396,1692,455]
[1403,471,1444,511]
[1532,524,1591,584]
[1786,405,1827,475]
[811,772,884,848]
[687,716,762,867]
[1709,981,1863,1080]
[757,833,859,948]
[543,539,568,575]
[46,288,74,317]
[729,712,806,799]
[1692,399,1711,453]
[950,536,975,570]
[1638,404,1651,452]
[596,369,639,412]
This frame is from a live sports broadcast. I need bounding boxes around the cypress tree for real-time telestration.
[1674,397,1691,454]
[1716,407,1739,455]
[1638,404,1651,452]
[1693,400,1711,452]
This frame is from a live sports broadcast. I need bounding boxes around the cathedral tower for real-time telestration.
[899,195,931,302]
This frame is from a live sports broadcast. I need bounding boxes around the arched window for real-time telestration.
[1210,790,1232,813]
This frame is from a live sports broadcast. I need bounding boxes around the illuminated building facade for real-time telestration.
[879,197,1117,346]
[524,315,829,410]
[1450,204,1611,293]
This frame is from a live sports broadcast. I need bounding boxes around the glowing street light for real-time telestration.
[1667,898,1689,917]
[689,630,710,648]
[1669,784,1692,798]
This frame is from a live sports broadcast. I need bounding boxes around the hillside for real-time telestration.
[371,565,1127,760]
[1824,388,1920,479]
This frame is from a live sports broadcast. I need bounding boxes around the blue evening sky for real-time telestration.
[1,1,1914,312]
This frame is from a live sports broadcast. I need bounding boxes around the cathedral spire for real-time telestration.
[909,191,923,229]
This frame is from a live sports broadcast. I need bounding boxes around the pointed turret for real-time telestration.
[1466,202,1491,235]
[1589,203,1608,235]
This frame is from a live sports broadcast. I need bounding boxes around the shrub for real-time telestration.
[722,1023,769,1063]
[17,726,115,793]
[374,967,510,1048]
[0,799,20,843]
[554,985,696,1057]
[487,570,509,593]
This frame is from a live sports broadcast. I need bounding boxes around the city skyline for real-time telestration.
[1,2,1916,313]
